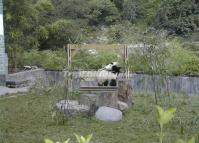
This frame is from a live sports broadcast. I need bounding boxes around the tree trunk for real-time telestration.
[118,79,133,106]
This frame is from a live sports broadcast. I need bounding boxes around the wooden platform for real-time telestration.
[79,86,118,92]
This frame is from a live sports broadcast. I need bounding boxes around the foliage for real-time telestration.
[156,106,176,143]
[72,48,119,70]
[34,0,54,12]
[0,90,198,143]
[128,37,199,76]
[45,138,70,143]
[4,0,53,50]
[51,0,90,20]
[4,0,199,71]
[155,0,199,35]
[75,134,93,143]
[167,40,199,76]
[176,137,195,143]
[122,0,145,23]
[18,50,66,70]
[44,19,82,49]
[88,0,120,25]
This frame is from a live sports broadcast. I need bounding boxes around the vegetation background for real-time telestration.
[4,0,199,75]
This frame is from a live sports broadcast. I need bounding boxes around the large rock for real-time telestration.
[95,106,122,122]
[80,92,118,108]
[118,79,133,106]
[56,100,89,115]
[97,92,118,108]
[117,101,129,112]
[79,94,97,107]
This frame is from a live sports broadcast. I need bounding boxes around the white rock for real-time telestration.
[117,101,129,112]
[95,106,122,122]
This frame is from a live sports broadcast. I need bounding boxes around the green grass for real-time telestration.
[0,88,198,143]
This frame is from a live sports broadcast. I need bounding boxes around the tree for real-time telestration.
[122,0,145,23]
[4,0,55,70]
[87,0,120,25]
[154,0,199,35]
[52,0,90,20]
[39,19,81,50]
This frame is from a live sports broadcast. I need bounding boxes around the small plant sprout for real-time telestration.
[156,105,176,143]
[44,138,70,143]
[176,137,195,143]
[74,134,93,143]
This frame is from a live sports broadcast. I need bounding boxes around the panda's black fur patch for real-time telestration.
[111,66,121,74]
[110,79,117,86]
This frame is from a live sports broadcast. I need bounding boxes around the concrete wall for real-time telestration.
[6,70,199,95]
[0,74,5,86]
[7,69,45,82]
[126,74,199,95]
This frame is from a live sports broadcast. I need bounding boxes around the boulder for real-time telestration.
[118,79,133,106]
[95,106,122,122]
[79,94,97,107]
[97,92,118,108]
[56,100,89,115]
[117,101,129,112]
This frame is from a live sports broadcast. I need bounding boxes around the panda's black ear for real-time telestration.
[111,66,121,74]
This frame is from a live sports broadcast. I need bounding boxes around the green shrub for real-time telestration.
[128,39,199,76]
[19,49,66,70]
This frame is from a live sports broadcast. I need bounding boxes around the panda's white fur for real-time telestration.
[97,70,117,85]
[104,62,118,71]
[97,62,120,86]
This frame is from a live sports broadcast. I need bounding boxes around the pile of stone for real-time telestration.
[56,80,133,122]
[56,100,89,115]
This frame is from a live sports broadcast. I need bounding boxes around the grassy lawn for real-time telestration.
[0,88,198,143]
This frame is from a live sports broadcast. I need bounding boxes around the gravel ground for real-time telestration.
[0,86,29,96]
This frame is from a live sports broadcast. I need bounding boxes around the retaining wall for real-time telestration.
[6,70,199,95]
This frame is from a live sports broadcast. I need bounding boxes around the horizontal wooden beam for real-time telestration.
[79,86,118,92]
[67,44,125,49]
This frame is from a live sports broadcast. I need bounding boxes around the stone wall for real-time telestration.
[6,70,199,95]
[0,74,5,86]
[7,69,45,82]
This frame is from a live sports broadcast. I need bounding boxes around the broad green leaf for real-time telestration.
[80,136,86,143]
[156,105,165,126]
[188,137,195,143]
[44,139,54,143]
[156,106,176,126]
[175,137,195,143]
[74,134,92,143]
[74,134,81,143]
[161,107,176,125]
[63,139,70,143]
[176,139,186,143]
[85,134,93,143]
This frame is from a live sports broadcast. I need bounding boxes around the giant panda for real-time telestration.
[97,62,121,86]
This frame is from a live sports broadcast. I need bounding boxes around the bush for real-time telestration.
[72,48,119,70]
[128,39,199,76]
[18,50,66,70]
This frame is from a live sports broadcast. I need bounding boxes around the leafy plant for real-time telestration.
[75,134,93,143]
[156,105,176,143]
[44,134,92,143]
[176,137,195,143]
[44,138,70,143]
